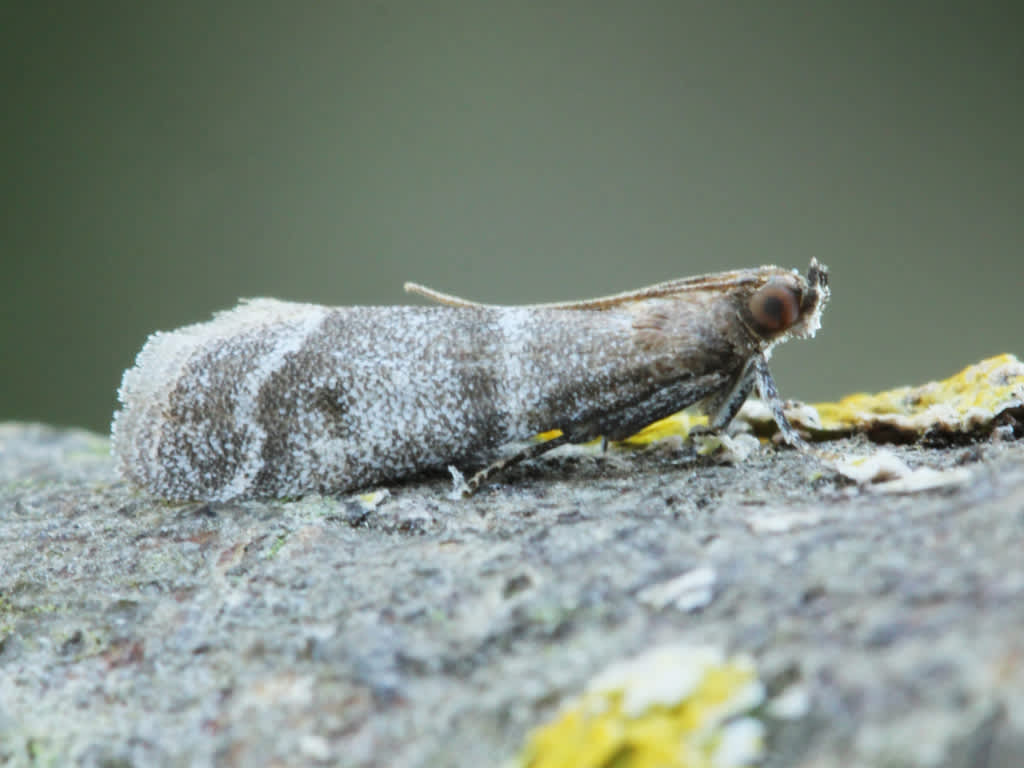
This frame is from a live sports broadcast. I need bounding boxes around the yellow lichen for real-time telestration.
[537,412,709,448]
[620,412,709,446]
[807,354,1024,436]
[512,645,765,768]
[538,355,1022,449]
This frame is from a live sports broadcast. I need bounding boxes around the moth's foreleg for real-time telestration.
[693,355,808,449]
[705,356,757,430]
[751,354,807,449]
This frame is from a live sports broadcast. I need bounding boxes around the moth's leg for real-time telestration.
[463,373,725,495]
[579,372,729,443]
[704,356,757,430]
[752,354,807,449]
[463,433,571,496]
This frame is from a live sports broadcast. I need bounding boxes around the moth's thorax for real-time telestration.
[624,292,733,378]
[620,263,828,377]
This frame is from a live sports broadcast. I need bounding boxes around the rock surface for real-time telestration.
[1,422,1023,767]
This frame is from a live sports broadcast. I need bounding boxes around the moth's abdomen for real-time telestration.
[112,301,512,501]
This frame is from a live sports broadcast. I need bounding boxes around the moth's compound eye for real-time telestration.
[749,282,801,333]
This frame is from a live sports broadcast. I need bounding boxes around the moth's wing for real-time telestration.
[537,269,770,310]
[405,266,783,311]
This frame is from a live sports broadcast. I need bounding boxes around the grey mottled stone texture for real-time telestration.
[1,422,1023,767]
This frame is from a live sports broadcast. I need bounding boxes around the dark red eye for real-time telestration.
[748,282,801,333]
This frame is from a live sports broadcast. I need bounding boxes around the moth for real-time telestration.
[112,259,829,501]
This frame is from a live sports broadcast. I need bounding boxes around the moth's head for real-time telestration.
[742,258,829,347]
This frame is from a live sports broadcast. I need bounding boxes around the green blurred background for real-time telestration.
[3,3,1021,434]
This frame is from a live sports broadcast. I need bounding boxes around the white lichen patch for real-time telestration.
[637,567,718,613]
[833,450,972,494]
[695,432,760,463]
[355,489,391,510]
[744,508,827,535]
